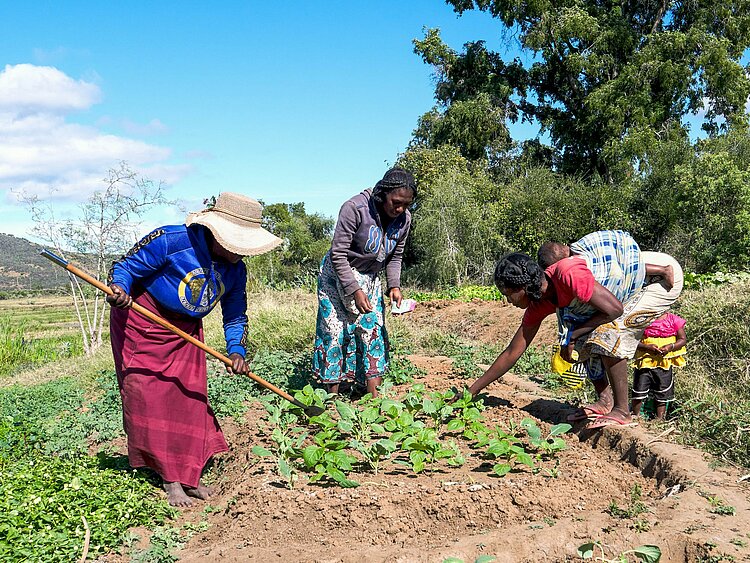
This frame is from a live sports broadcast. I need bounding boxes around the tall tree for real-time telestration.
[246,202,334,287]
[417,0,750,179]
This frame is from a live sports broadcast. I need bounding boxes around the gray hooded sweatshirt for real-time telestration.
[329,189,411,296]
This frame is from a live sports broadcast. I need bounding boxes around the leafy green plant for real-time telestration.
[302,414,359,488]
[421,389,457,431]
[578,541,661,562]
[334,399,395,474]
[409,285,504,302]
[384,355,426,385]
[445,388,487,440]
[398,427,464,473]
[0,452,175,563]
[477,425,534,477]
[252,398,306,489]
[520,418,571,458]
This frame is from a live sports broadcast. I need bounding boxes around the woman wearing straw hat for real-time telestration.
[107,193,281,507]
[313,168,416,399]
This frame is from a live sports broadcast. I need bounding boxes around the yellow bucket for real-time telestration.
[550,345,587,389]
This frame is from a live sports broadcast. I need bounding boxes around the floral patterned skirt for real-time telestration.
[312,253,389,385]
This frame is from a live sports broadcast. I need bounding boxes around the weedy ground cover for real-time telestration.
[0,373,176,562]
[0,317,83,377]
[668,282,750,468]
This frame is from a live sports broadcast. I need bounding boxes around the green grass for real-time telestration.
[407,284,504,302]
[0,319,84,377]
[670,281,750,467]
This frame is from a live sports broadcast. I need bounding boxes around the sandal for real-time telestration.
[566,404,609,422]
[587,415,638,429]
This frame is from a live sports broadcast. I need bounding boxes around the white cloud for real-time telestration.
[0,64,100,113]
[0,64,188,205]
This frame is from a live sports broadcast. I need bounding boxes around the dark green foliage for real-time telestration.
[433,0,750,179]
[0,373,123,459]
[0,453,175,562]
[246,202,333,288]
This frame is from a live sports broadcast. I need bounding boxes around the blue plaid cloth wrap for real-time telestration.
[558,231,645,381]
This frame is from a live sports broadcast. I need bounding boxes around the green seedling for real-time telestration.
[301,419,359,487]
[333,399,396,473]
[445,389,487,440]
[421,389,457,431]
[607,484,649,519]
[578,541,662,562]
[520,418,571,458]
[291,384,332,416]
[701,492,736,516]
[398,427,464,473]
[472,424,533,476]
[402,384,428,414]
[383,409,425,444]
[253,397,308,489]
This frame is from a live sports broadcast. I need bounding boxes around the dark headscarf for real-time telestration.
[494,252,545,301]
[372,167,417,203]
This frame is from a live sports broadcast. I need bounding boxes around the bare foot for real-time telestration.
[603,407,633,424]
[183,482,212,500]
[566,387,614,422]
[163,481,194,507]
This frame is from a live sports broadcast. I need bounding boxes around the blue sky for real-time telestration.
[0,1,535,241]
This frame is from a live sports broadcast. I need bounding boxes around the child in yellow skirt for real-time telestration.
[631,312,687,420]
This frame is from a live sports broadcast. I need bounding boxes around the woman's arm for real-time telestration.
[560,282,624,361]
[569,282,624,341]
[468,322,540,397]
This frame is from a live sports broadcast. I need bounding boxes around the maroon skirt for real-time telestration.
[110,291,228,488]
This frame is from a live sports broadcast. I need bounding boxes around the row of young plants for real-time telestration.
[251,383,572,488]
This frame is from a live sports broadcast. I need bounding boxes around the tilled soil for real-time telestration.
[117,301,750,562]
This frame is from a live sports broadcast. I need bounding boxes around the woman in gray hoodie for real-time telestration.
[312,168,416,398]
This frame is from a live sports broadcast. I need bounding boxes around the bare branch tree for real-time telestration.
[17,162,173,355]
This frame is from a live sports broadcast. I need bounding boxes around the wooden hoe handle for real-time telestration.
[40,249,306,409]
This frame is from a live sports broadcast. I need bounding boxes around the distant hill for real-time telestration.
[0,233,70,291]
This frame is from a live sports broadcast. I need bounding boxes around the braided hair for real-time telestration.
[494,252,545,302]
[372,167,417,203]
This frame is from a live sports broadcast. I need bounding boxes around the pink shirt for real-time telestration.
[643,313,686,338]
[523,257,595,326]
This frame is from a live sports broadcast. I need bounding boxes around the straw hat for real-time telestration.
[185,192,283,256]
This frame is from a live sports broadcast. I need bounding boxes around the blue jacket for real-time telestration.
[108,224,248,357]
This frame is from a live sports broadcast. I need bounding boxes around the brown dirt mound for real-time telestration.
[404,299,558,346]
[124,355,750,563]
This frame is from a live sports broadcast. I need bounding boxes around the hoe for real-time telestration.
[41,249,325,417]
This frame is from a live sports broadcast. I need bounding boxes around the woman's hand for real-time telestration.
[227,353,248,375]
[389,287,403,308]
[106,284,132,308]
[560,341,576,363]
[354,289,374,314]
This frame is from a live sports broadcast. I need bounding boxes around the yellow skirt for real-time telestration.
[633,336,686,369]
